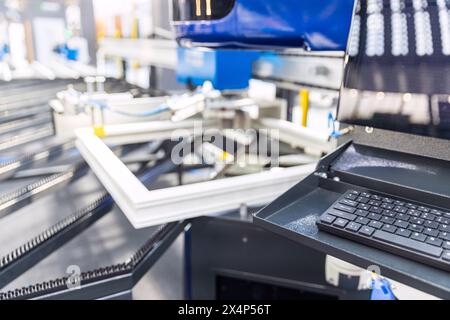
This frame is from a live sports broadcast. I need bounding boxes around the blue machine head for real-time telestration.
[177,48,262,91]
[172,0,355,51]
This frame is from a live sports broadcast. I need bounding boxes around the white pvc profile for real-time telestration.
[75,122,316,229]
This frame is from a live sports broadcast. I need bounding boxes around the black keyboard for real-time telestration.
[317,190,450,271]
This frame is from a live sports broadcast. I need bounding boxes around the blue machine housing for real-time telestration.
[173,0,355,51]
[177,47,262,90]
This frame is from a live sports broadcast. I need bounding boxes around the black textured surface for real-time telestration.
[353,126,450,162]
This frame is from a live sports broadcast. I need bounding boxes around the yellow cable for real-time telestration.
[300,89,310,127]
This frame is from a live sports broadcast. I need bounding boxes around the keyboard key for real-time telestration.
[394,206,407,214]
[436,217,450,225]
[356,217,370,225]
[345,194,358,201]
[382,225,397,234]
[424,228,439,237]
[327,208,357,221]
[359,226,375,237]
[370,207,383,214]
[418,206,429,213]
[409,224,424,233]
[369,221,383,230]
[355,209,369,217]
[383,210,396,217]
[407,209,421,217]
[368,200,381,207]
[368,213,382,221]
[396,228,411,238]
[333,218,349,228]
[320,190,450,270]
[346,222,362,233]
[411,217,424,225]
[340,199,358,207]
[426,237,443,247]
[443,251,450,262]
[395,213,409,222]
[411,232,426,242]
[381,216,395,225]
[357,197,369,204]
[358,204,371,211]
[431,209,442,216]
[394,220,409,229]
[439,232,450,241]
[320,215,336,225]
[424,221,439,229]
[373,231,443,257]
[421,213,436,221]
[334,204,356,214]
[347,190,360,196]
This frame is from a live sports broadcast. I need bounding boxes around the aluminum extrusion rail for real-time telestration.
[0,141,75,181]
[0,222,184,300]
[0,126,55,152]
[0,143,144,216]
[0,114,52,137]
[0,194,113,289]
[0,105,51,125]
[0,161,89,218]
[0,157,180,291]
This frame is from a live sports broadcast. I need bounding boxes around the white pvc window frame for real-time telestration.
[75,120,316,229]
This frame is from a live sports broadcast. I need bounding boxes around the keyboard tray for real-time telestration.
[254,142,450,299]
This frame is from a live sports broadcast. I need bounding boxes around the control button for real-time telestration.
[346,222,362,233]
[359,226,375,237]
[373,231,443,257]
[334,204,356,214]
[320,215,336,225]
[411,232,426,242]
[333,218,349,229]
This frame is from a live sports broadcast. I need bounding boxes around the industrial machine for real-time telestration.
[172,0,354,50]
[255,0,450,299]
[2,0,447,301]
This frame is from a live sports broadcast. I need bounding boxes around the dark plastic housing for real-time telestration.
[254,137,450,299]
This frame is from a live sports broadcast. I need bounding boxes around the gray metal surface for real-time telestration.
[253,52,345,91]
